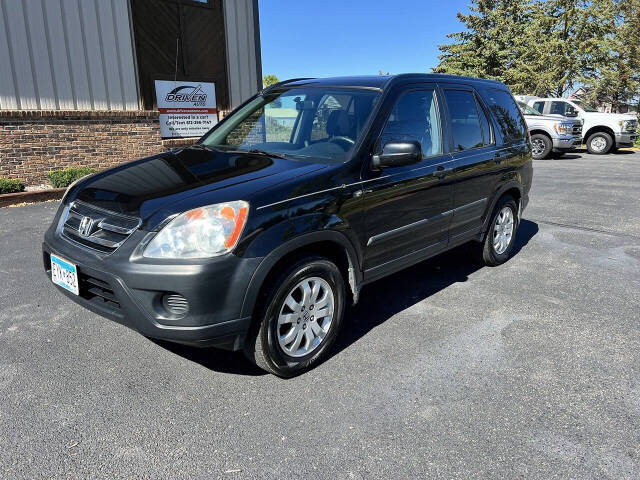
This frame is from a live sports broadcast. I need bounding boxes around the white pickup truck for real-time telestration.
[523,97,638,154]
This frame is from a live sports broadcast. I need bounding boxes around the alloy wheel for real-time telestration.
[531,138,546,156]
[493,206,514,255]
[590,136,607,153]
[277,277,334,358]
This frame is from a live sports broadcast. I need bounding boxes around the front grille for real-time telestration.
[79,272,121,311]
[62,201,141,254]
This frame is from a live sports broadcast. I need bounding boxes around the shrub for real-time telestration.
[46,167,97,188]
[635,127,640,148]
[0,177,26,194]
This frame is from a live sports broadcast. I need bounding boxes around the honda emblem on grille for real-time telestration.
[78,216,94,237]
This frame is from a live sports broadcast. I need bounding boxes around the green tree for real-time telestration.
[435,0,621,97]
[581,0,640,111]
[263,74,280,88]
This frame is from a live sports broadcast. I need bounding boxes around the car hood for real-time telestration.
[524,113,581,124]
[73,146,325,221]
[580,111,636,121]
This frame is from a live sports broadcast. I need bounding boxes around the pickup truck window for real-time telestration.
[380,89,442,158]
[572,100,598,112]
[444,89,485,151]
[532,101,545,113]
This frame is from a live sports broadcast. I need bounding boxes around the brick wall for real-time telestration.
[0,110,199,186]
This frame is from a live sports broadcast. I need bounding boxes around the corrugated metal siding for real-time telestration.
[0,0,139,110]
[223,0,262,108]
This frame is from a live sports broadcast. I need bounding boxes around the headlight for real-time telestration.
[553,122,573,135]
[143,201,249,259]
[619,120,636,132]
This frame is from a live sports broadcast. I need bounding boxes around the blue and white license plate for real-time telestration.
[51,253,79,295]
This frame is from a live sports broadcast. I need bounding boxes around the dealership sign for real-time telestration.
[155,80,218,138]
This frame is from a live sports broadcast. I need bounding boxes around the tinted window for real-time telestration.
[484,89,528,144]
[444,90,484,151]
[532,101,545,113]
[380,90,442,157]
[550,101,567,115]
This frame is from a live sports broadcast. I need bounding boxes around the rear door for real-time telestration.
[361,85,454,276]
[441,85,499,242]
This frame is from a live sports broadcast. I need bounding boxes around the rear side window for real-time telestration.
[484,89,528,144]
[443,89,486,151]
[532,101,545,113]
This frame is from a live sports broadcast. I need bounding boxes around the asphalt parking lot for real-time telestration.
[1,149,639,479]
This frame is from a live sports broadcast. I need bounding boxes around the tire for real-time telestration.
[586,131,613,154]
[480,195,519,266]
[530,134,553,160]
[243,256,346,377]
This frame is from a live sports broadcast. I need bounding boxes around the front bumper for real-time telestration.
[615,132,638,148]
[552,134,580,151]
[43,222,262,350]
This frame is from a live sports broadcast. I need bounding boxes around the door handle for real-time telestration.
[435,165,451,179]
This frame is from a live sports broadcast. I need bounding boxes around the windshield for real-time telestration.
[571,100,598,112]
[518,101,542,116]
[200,87,381,163]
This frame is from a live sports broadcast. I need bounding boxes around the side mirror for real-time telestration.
[372,141,422,170]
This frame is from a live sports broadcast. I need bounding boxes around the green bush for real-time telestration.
[635,127,640,148]
[46,167,97,188]
[0,177,26,194]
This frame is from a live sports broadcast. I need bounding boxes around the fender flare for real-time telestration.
[481,180,523,236]
[239,229,362,319]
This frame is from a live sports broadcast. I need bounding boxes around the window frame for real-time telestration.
[375,86,445,162]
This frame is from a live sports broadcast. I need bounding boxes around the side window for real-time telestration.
[443,89,484,151]
[550,101,567,116]
[532,101,545,114]
[484,89,528,144]
[379,90,442,158]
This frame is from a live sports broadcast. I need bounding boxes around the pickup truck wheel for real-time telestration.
[530,134,552,159]
[480,195,519,266]
[244,256,345,377]
[586,132,613,154]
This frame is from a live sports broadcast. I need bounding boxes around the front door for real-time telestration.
[361,86,454,278]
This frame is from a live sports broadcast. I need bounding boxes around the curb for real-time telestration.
[0,187,65,208]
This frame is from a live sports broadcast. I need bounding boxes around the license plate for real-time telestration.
[51,253,79,295]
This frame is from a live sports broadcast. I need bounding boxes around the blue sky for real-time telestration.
[258,0,471,81]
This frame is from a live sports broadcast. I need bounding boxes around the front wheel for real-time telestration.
[244,256,345,377]
[530,133,552,159]
[479,195,519,266]
[586,132,613,154]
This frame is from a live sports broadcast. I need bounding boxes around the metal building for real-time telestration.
[0,0,262,113]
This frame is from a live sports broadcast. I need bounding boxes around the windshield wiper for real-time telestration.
[246,148,288,160]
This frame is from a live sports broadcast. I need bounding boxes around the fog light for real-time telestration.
[162,294,189,316]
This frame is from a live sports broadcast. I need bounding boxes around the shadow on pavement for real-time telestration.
[156,219,539,376]
[332,219,539,358]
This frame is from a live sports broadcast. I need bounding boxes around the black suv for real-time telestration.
[43,74,532,376]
